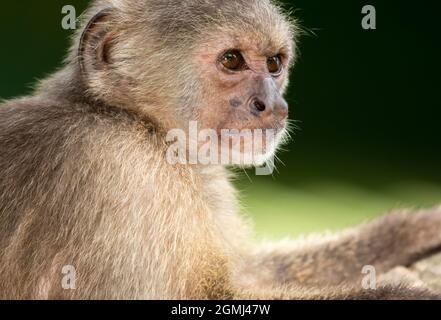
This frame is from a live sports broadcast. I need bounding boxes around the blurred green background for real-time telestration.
[1,1,440,239]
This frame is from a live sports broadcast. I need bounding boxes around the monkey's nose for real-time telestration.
[250,97,288,121]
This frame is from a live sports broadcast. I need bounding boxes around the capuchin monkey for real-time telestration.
[0,0,440,300]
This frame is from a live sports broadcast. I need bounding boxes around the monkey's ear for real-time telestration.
[78,8,115,77]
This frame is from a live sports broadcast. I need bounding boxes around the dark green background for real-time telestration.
[1,1,440,238]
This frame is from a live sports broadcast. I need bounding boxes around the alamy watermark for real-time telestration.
[362,5,377,30]
[61,4,378,31]
[61,265,77,290]
[61,5,77,30]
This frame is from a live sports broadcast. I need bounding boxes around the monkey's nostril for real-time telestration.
[252,98,266,112]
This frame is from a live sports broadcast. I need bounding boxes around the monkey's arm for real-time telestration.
[238,207,441,288]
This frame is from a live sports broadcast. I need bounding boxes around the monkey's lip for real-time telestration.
[221,131,254,138]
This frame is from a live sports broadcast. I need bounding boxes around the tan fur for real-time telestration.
[0,0,440,300]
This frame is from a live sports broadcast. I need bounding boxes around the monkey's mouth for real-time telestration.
[217,127,286,167]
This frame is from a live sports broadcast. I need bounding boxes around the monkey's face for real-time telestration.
[192,34,293,166]
[77,2,296,167]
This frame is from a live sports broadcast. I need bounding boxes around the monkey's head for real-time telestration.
[76,0,297,166]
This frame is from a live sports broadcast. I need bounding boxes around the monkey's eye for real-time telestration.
[267,55,283,75]
[220,50,246,71]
